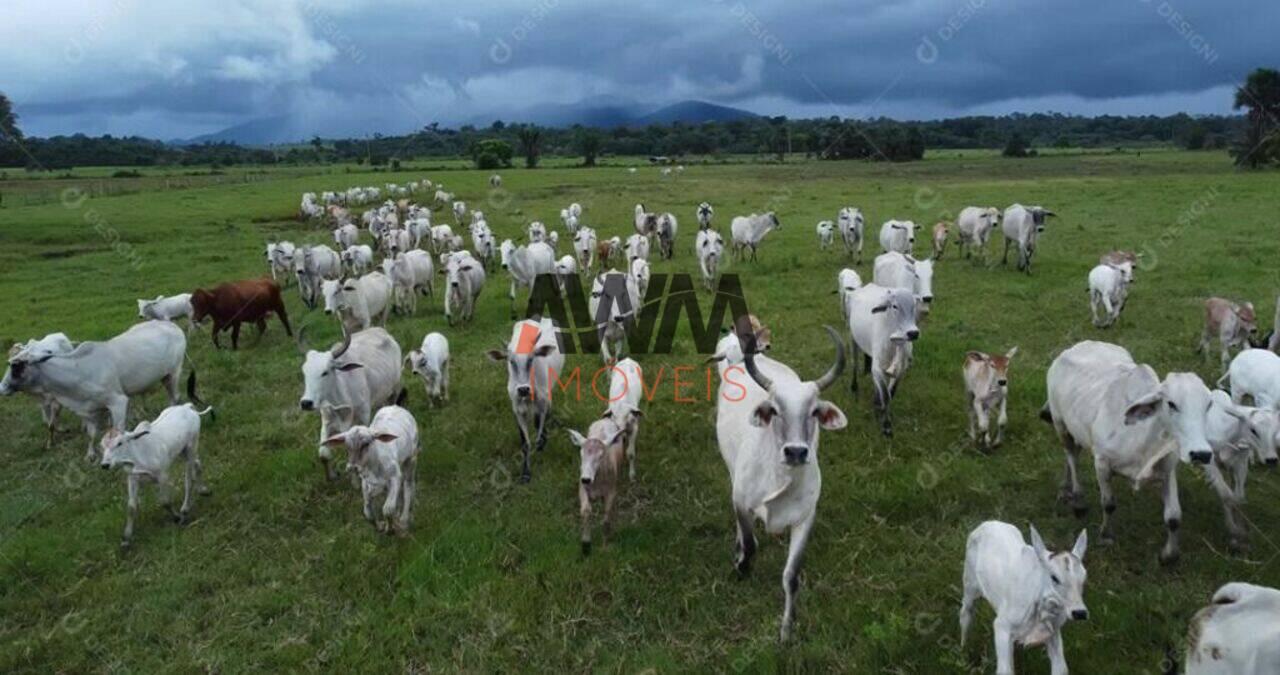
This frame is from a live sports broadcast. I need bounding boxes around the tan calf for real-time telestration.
[963,347,1018,448]
[570,418,626,555]
[932,222,950,260]
[1200,297,1257,370]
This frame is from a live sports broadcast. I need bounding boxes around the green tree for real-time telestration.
[0,92,21,143]
[576,129,602,166]
[516,125,542,168]
[1003,133,1030,157]
[471,138,513,169]
[1232,67,1280,168]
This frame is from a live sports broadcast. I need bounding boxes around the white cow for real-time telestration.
[625,234,650,263]
[487,318,566,482]
[956,206,1001,261]
[574,227,597,272]
[490,174,502,187]
[696,202,714,230]
[442,251,486,326]
[554,255,579,292]
[1202,389,1279,551]
[846,285,920,436]
[878,219,917,254]
[323,404,420,534]
[99,403,213,547]
[605,357,644,481]
[137,293,195,333]
[334,223,359,250]
[873,252,935,316]
[655,212,678,259]
[634,203,658,237]
[1001,204,1055,274]
[1221,348,1280,409]
[298,328,402,481]
[381,250,434,315]
[406,333,449,406]
[714,327,846,640]
[1,321,192,461]
[1185,583,1280,674]
[266,241,296,283]
[730,212,781,261]
[1087,262,1133,327]
[6,333,76,448]
[429,224,455,253]
[696,229,725,291]
[499,240,555,316]
[960,521,1088,675]
[295,245,342,309]
[837,207,864,263]
[1043,341,1215,564]
[590,271,640,363]
[836,268,863,322]
[322,272,392,334]
[341,244,374,276]
[815,220,834,250]
[452,200,467,224]
[629,257,651,302]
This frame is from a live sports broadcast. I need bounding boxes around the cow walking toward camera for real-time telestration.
[963,347,1018,449]
[1001,204,1055,274]
[406,332,449,406]
[837,207,865,263]
[487,318,565,482]
[846,285,920,436]
[323,404,420,534]
[570,416,625,555]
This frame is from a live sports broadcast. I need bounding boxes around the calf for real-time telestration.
[137,293,195,333]
[1185,583,1280,674]
[1087,261,1133,328]
[846,285,920,436]
[1199,297,1257,369]
[629,257,651,302]
[322,272,392,334]
[574,227,597,271]
[381,250,434,315]
[527,220,547,244]
[1221,348,1280,409]
[605,357,644,481]
[1044,341,1215,563]
[487,318,566,482]
[191,279,292,349]
[696,202,714,230]
[1203,389,1279,552]
[878,220,917,254]
[323,404,419,534]
[554,255,578,292]
[956,206,1000,261]
[590,271,640,363]
[963,348,1018,448]
[655,212,678,259]
[932,221,949,259]
[1001,204,1055,274]
[569,416,626,554]
[696,229,725,291]
[406,332,449,406]
[960,521,1088,675]
[100,403,213,548]
[815,220,834,250]
[597,236,621,271]
[837,207,865,262]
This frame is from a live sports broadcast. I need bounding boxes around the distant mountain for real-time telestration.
[636,100,758,125]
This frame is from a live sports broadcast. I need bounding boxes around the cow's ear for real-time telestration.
[336,362,364,372]
[870,303,889,314]
[1005,346,1019,360]
[322,433,348,448]
[567,429,587,447]
[1071,528,1088,560]
[373,433,398,443]
[485,349,507,362]
[533,344,555,358]
[1028,524,1049,559]
[815,400,847,430]
[1123,393,1164,425]
[750,401,778,427]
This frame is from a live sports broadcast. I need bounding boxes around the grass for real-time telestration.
[0,150,1278,673]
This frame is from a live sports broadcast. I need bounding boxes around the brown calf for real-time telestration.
[733,313,773,353]
[190,278,293,350]
[932,222,950,260]
[1199,297,1257,369]
[570,418,626,555]
[596,240,616,270]
[963,347,1018,448]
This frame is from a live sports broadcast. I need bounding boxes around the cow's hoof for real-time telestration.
[581,541,592,556]
[176,511,190,525]
[198,486,213,496]
[120,539,132,551]
[1229,538,1249,555]
[1159,549,1180,566]
[519,472,531,484]
[1072,505,1089,519]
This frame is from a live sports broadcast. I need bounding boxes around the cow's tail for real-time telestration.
[395,387,409,407]
[1215,370,1230,390]
[185,357,214,421]
[1161,644,1179,675]
[1039,403,1053,425]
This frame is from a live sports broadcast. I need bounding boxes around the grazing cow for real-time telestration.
[1203,389,1278,551]
[323,404,419,534]
[341,244,374,276]
[7,333,75,449]
[1043,341,1215,564]
[837,207,865,263]
[527,221,548,244]
[932,222,949,259]
[574,227,597,272]
[100,403,212,547]
[846,285,920,436]
[730,212,782,261]
[191,279,292,349]
[696,229,725,291]
[960,521,1088,675]
[294,245,342,309]
[570,415,626,554]
[487,318,566,482]
[605,357,644,481]
[878,219,917,254]
[298,328,403,481]
[873,252,935,316]
[625,234,651,263]
[1087,261,1133,328]
[1199,298,1257,369]
[489,174,502,188]
[590,271,641,363]
[382,250,434,315]
[956,207,1001,261]
[265,241,296,284]
[334,223,359,250]
[441,251,486,326]
[714,326,846,640]
[634,204,658,237]
[1221,348,1280,408]
[407,333,449,408]
[963,347,1018,448]
[137,293,195,333]
[597,236,621,271]
[1001,204,1055,273]
[322,272,392,334]
[815,220,834,250]
[629,257,651,301]
[836,268,863,322]
[1,321,196,461]
[500,240,555,317]
[655,212,678,259]
[1185,583,1280,674]
[696,202,714,230]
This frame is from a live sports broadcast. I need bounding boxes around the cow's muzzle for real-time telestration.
[580,477,592,485]
[1071,609,1089,621]
[1189,450,1212,465]
[1266,457,1278,468]
[515,385,531,399]
[906,329,920,341]
[783,444,809,465]
[997,379,1008,387]
[299,399,315,411]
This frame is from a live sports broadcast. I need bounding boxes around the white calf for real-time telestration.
[407,333,449,406]
[324,404,419,534]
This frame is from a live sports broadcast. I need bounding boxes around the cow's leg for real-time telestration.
[361,483,376,523]
[1158,456,1182,565]
[381,471,401,533]
[959,560,979,647]
[534,407,549,453]
[974,399,990,448]
[993,621,1015,675]
[779,515,813,641]
[157,471,178,522]
[230,321,242,350]
[210,320,224,349]
[966,393,978,444]
[277,306,292,337]
[1196,324,1212,357]
[122,473,140,548]
[42,399,59,450]
[733,506,756,575]
[579,486,593,555]
[848,343,860,393]
[1096,462,1117,543]
[602,488,616,544]
[515,415,532,483]
[1058,429,1087,516]
[1001,238,1010,265]
[1230,456,1248,502]
[1201,462,1246,552]
[1099,293,1114,328]
[399,456,416,531]
[1046,631,1068,675]
[1219,334,1232,371]
[1090,292,1101,326]
[994,396,1008,448]
[179,446,195,523]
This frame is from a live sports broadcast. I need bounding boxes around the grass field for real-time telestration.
[1,150,1278,673]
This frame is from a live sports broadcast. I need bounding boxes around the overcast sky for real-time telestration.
[2,0,1269,139]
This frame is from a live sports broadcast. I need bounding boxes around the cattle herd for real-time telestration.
[2,174,1278,672]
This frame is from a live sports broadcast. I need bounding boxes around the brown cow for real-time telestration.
[190,278,293,350]
[932,222,950,260]
[1199,297,1257,369]
[596,239,616,271]
[963,347,1018,448]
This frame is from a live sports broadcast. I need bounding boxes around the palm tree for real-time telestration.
[516,125,543,168]
[1232,68,1280,168]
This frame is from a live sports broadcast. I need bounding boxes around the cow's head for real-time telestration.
[767,212,781,230]
[189,289,215,324]
[569,419,625,485]
[323,425,398,472]
[137,298,156,319]
[487,322,556,400]
[733,314,772,352]
[742,326,847,467]
[1029,525,1089,624]
[322,279,356,315]
[1237,406,1280,467]
[913,258,935,310]
[1237,302,1258,335]
[447,260,476,291]
[0,345,56,395]
[1029,206,1056,231]
[965,347,1018,397]
[299,331,363,412]
[870,288,921,342]
[499,239,516,270]
[1124,371,1214,465]
[99,423,154,470]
